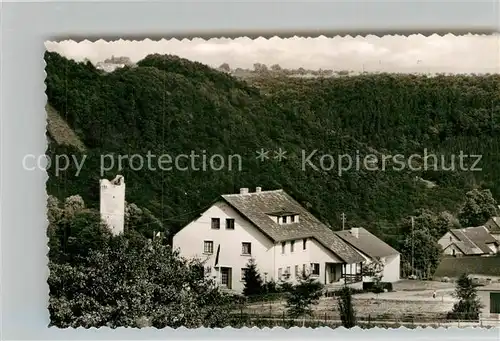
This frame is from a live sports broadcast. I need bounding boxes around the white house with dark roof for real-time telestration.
[334,228,401,283]
[438,225,500,257]
[172,187,397,294]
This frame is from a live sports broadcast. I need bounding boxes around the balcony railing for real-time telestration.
[342,273,363,284]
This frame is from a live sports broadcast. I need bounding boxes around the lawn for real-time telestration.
[242,281,456,322]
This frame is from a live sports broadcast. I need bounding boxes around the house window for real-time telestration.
[278,268,282,278]
[311,263,320,276]
[242,242,252,255]
[241,268,248,281]
[290,215,295,223]
[281,242,286,254]
[302,264,306,275]
[283,216,287,223]
[452,249,456,256]
[303,238,307,250]
[449,236,452,242]
[221,269,229,286]
[356,263,362,274]
[295,265,299,277]
[205,266,212,276]
[291,240,295,252]
[204,241,214,254]
[226,218,235,230]
[286,266,290,275]
[211,218,220,229]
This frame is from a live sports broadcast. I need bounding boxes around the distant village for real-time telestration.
[93,55,352,77]
[95,55,135,73]
[93,56,471,80]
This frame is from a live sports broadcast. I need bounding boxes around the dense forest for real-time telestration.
[45,51,500,251]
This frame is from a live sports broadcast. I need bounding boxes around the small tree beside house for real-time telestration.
[447,273,483,321]
[337,286,357,328]
[285,272,324,325]
[362,258,385,293]
[242,258,264,296]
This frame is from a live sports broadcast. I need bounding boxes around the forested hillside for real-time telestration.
[45,51,500,252]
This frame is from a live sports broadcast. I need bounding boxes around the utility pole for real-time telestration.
[341,213,346,230]
[411,216,415,277]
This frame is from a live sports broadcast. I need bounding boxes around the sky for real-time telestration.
[45,34,500,74]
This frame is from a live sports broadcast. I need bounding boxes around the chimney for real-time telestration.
[351,227,359,238]
[256,187,262,193]
[239,188,249,194]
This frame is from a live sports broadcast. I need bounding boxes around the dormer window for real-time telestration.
[267,210,299,225]
[280,214,298,224]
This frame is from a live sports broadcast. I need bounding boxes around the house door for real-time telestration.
[326,263,337,283]
[490,292,500,314]
[221,267,232,289]
[330,265,336,282]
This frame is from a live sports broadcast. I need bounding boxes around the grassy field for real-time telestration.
[242,280,457,322]
[244,297,454,321]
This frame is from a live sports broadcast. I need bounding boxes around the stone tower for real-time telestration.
[100,175,125,236]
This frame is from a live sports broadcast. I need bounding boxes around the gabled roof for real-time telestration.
[485,217,500,233]
[334,228,400,259]
[447,241,477,255]
[450,226,497,255]
[221,189,365,263]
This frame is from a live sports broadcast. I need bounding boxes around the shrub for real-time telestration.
[447,273,482,320]
[363,282,393,293]
[337,286,357,328]
[242,258,264,296]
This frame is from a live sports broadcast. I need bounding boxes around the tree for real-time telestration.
[337,286,356,328]
[285,272,324,322]
[47,195,112,264]
[448,273,482,320]
[253,63,268,73]
[125,202,166,240]
[48,236,233,328]
[401,209,460,240]
[262,278,279,294]
[458,189,499,227]
[362,258,385,293]
[218,63,230,72]
[242,258,264,296]
[270,64,282,72]
[437,211,461,236]
[400,228,442,278]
